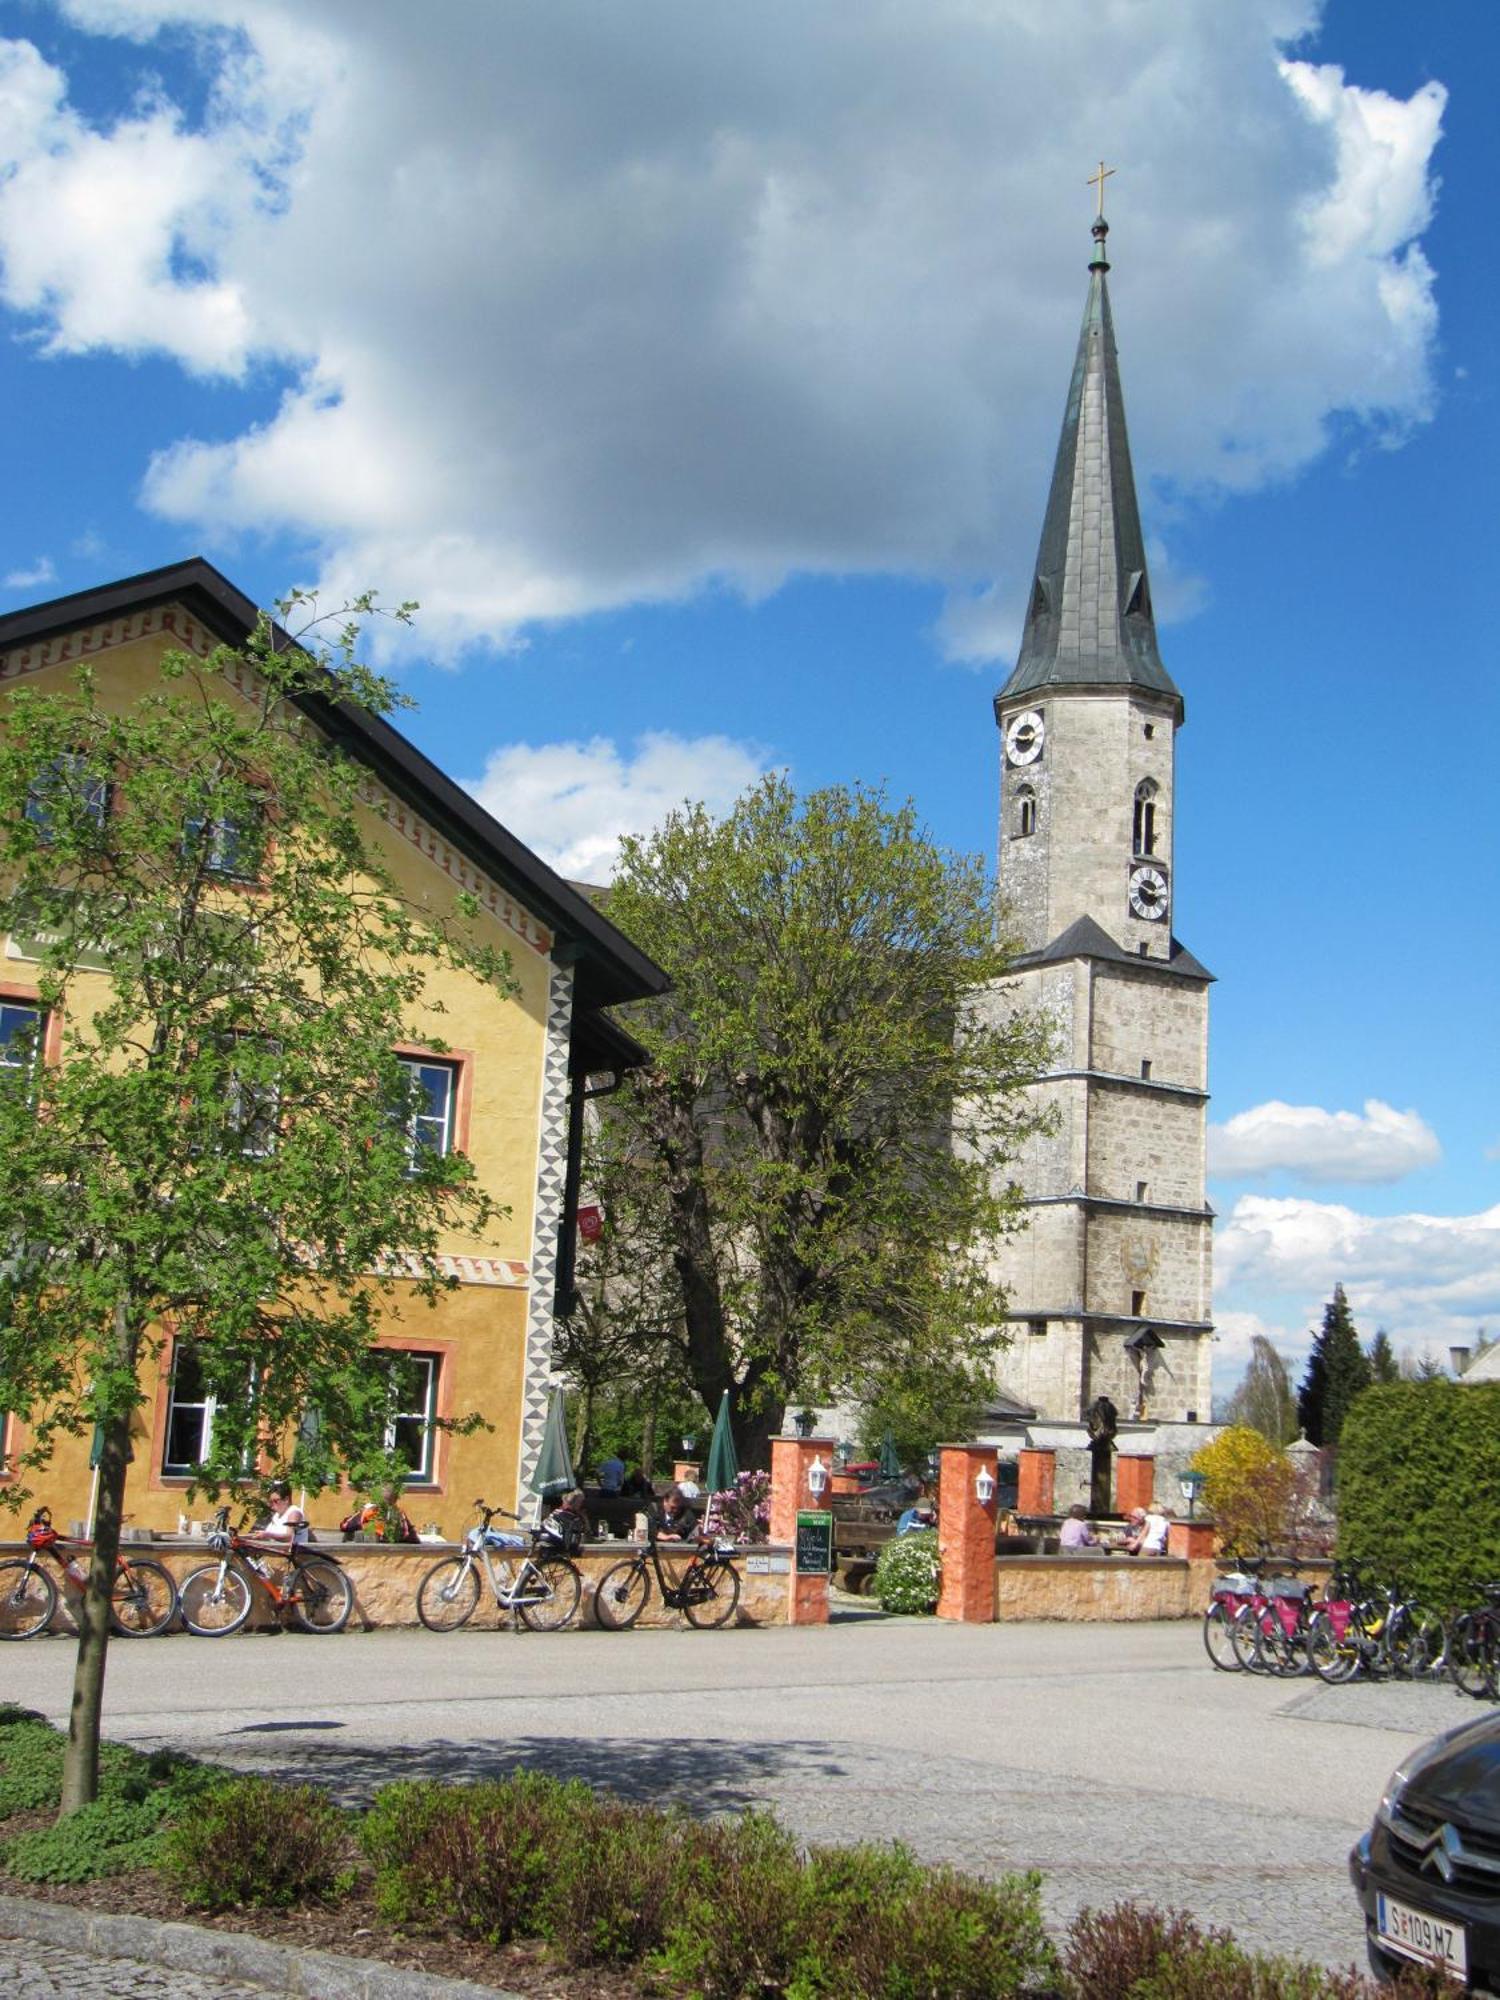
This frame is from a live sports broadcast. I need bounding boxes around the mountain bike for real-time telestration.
[416,1500,582,1632]
[1229,1568,1315,1676]
[178,1506,353,1636]
[1446,1582,1500,1699]
[0,1506,179,1640]
[593,1529,742,1631]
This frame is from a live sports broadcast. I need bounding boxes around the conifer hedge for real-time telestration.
[1337,1380,1500,1605]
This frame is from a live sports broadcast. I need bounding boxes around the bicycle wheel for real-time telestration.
[1447,1612,1498,1700]
[517,1554,582,1632]
[416,1556,481,1632]
[1202,1601,1242,1672]
[594,1557,650,1630]
[1307,1608,1360,1684]
[288,1557,353,1634]
[0,1558,57,1640]
[1229,1602,1270,1673]
[1388,1603,1446,1680]
[179,1561,253,1636]
[682,1556,741,1630]
[110,1558,178,1637]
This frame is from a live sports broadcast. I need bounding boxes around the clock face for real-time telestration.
[1005,709,1045,766]
[1128,864,1169,922]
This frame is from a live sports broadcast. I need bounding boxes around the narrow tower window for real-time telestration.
[1133,780,1158,857]
[1131,1290,1146,1317]
[1013,785,1036,839]
[1140,1059,1152,1080]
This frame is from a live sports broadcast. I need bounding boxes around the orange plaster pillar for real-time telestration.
[1115,1456,1155,1515]
[1168,1519,1216,1561]
[936,1444,998,1623]
[769,1435,834,1626]
[1017,1448,1055,1517]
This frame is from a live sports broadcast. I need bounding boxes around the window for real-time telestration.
[1013,785,1036,839]
[397,1057,458,1169]
[1133,781,1158,857]
[381,1351,440,1482]
[1140,1059,1152,1080]
[0,1002,44,1087]
[1136,1180,1149,1203]
[183,812,260,881]
[1028,1318,1048,1338]
[1130,1290,1146,1317]
[1143,723,1156,741]
[223,1036,280,1158]
[162,1345,215,1476]
[24,753,108,843]
[0,1410,11,1474]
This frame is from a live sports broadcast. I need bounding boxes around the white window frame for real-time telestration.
[23,753,108,841]
[0,1002,44,1082]
[161,1345,256,1477]
[381,1351,440,1483]
[183,812,259,882]
[397,1056,458,1171]
[223,1034,281,1158]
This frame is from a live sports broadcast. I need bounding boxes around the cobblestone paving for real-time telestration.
[1,1935,271,1997]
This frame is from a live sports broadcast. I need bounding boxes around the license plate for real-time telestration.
[1377,1890,1467,1978]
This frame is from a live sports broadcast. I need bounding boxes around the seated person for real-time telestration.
[620,1466,655,1500]
[540,1487,590,1549]
[1116,1506,1148,1555]
[596,1454,626,1494]
[1058,1503,1102,1552]
[1140,1503,1172,1556]
[896,1498,937,1535]
[258,1481,307,1543]
[656,1483,701,1540]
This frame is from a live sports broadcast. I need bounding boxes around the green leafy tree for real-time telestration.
[1189,1426,1295,1556]
[594,776,1051,1465]
[1222,1334,1297,1445]
[0,606,508,1813]
[856,1350,993,1471]
[1367,1327,1400,1386]
[1296,1284,1371,1447]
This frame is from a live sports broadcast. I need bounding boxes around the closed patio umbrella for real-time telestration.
[531,1386,577,1503]
[705,1389,739,1493]
[878,1433,902,1480]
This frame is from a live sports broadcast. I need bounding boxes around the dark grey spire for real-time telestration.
[998,215,1181,711]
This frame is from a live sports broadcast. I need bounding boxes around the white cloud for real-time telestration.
[3,557,56,590]
[1209,1097,1441,1185]
[1215,1194,1500,1351]
[0,3,1446,660]
[466,731,773,882]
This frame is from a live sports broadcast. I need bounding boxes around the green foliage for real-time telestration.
[362,1772,580,1937]
[4,1794,168,1882]
[857,1350,992,1467]
[1338,1380,1500,1603]
[576,775,1051,1463]
[1297,1285,1372,1448]
[1189,1427,1295,1556]
[873,1528,940,1614]
[1367,1328,1400,1386]
[160,1775,350,1910]
[0,1711,208,1821]
[1221,1336,1297,1445]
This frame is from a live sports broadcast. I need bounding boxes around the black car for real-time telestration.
[1350,1710,1500,1988]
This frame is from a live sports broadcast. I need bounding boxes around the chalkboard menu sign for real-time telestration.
[795,1509,834,1575]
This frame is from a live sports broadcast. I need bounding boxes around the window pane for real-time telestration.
[24,755,107,841]
[162,1347,210,1474]
[397,1058,456,1167]
[184,814,258,880]
[0,1004,42,1077]
[382,1353,438,1482]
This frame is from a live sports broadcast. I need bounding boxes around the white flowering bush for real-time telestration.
[874,1529,939,1614]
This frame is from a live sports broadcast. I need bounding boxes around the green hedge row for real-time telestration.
[1338,1380,1500,1605]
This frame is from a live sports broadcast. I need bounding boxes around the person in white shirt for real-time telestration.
[259,1481,308,1543]
[1140,1503,1172,1556]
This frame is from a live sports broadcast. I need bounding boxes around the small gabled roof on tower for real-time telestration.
[998,210,1181,715]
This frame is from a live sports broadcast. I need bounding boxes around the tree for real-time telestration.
[1296,1284,1371,1447]
[1189,1425,1295,1556]
[589,776,1051,1465]
[1221,1334,1297,1444]
[1367,1327,1400,1386]
[0,607,508,1812]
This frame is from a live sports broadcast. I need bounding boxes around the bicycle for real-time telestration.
[178,1506,353,1636]
[1446,1581,1500,1700]
[1305,1568,1444,1684]
[593,1526,742,1631]
[1228,1565,1316,1677]
[416,1500,582,1633]
[0,1506,179,1640]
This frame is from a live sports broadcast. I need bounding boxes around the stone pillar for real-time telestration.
[1017,1448,1055,1517]
[672,1460,702,1488]
[1115,1456,1155,1515]
[936,1444,998,1624]
[769,1435,834,1626]
[1168,1519,1216,1561]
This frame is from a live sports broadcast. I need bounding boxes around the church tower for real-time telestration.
[983,204,1214,1432]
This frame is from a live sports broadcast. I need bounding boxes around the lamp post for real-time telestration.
[1178,1469,1205,1520]
[807,1455,829,1499]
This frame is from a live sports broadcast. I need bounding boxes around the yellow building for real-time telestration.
[0,558,666,1540]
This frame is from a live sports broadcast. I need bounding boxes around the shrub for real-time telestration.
[650,1811,807,1999]
[1338,1381,1500,1604]
[160,1775,349,1910]
[537,1795,683,1965]
[0,1714,65,1817]
[1188,1427,1294,1557]
[874,1529,939,1614]
[3,1794,170,1882]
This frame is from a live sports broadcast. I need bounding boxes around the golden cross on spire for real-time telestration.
[1087,160,1115,220]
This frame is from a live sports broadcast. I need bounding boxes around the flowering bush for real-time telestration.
[1190,1426,1295,1557]
[874,1528,939,1614]
[704,1468,772,1544]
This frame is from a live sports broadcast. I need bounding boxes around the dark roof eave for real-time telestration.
[0,559,670,1014]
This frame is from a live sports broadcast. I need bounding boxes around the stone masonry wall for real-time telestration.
[994,1554,1217,1621]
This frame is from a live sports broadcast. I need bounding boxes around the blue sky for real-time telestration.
[0,0,1494,1397]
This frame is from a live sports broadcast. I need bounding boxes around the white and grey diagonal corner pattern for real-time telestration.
[516,960,575,1504]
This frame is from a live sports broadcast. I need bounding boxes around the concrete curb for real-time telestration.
[0,1892,525,1999]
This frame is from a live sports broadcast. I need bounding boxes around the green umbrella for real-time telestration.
[705,1389,739,1493]
[878,1433,902,1480]
[531,1386,577,1499]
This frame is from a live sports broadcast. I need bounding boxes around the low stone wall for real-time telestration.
[3,1537,792,1633]
[993,1553,1218,1622]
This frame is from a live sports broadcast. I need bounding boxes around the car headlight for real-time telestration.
[1376,1763,1411,1829]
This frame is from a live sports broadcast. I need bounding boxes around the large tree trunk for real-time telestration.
[59,1395,132,1815]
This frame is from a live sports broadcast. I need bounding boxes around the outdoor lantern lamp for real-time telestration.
[1178,1469,1205,1520]
[680,1434,696,1455]
[807,1455,829,1498]
[975,1463,997,1507]
[793,1409,816,1439]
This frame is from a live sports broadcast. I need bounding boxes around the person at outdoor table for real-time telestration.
[596,1454,626,1494]
[656,1484,700,1539]
[896,1498,936,1535]
[1059,1503,1102,1552]
[541,1488,590,1546]
[258,1481,307,1543]
[1117,1506,1148,1555]
[1140,1502,1172,1555]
